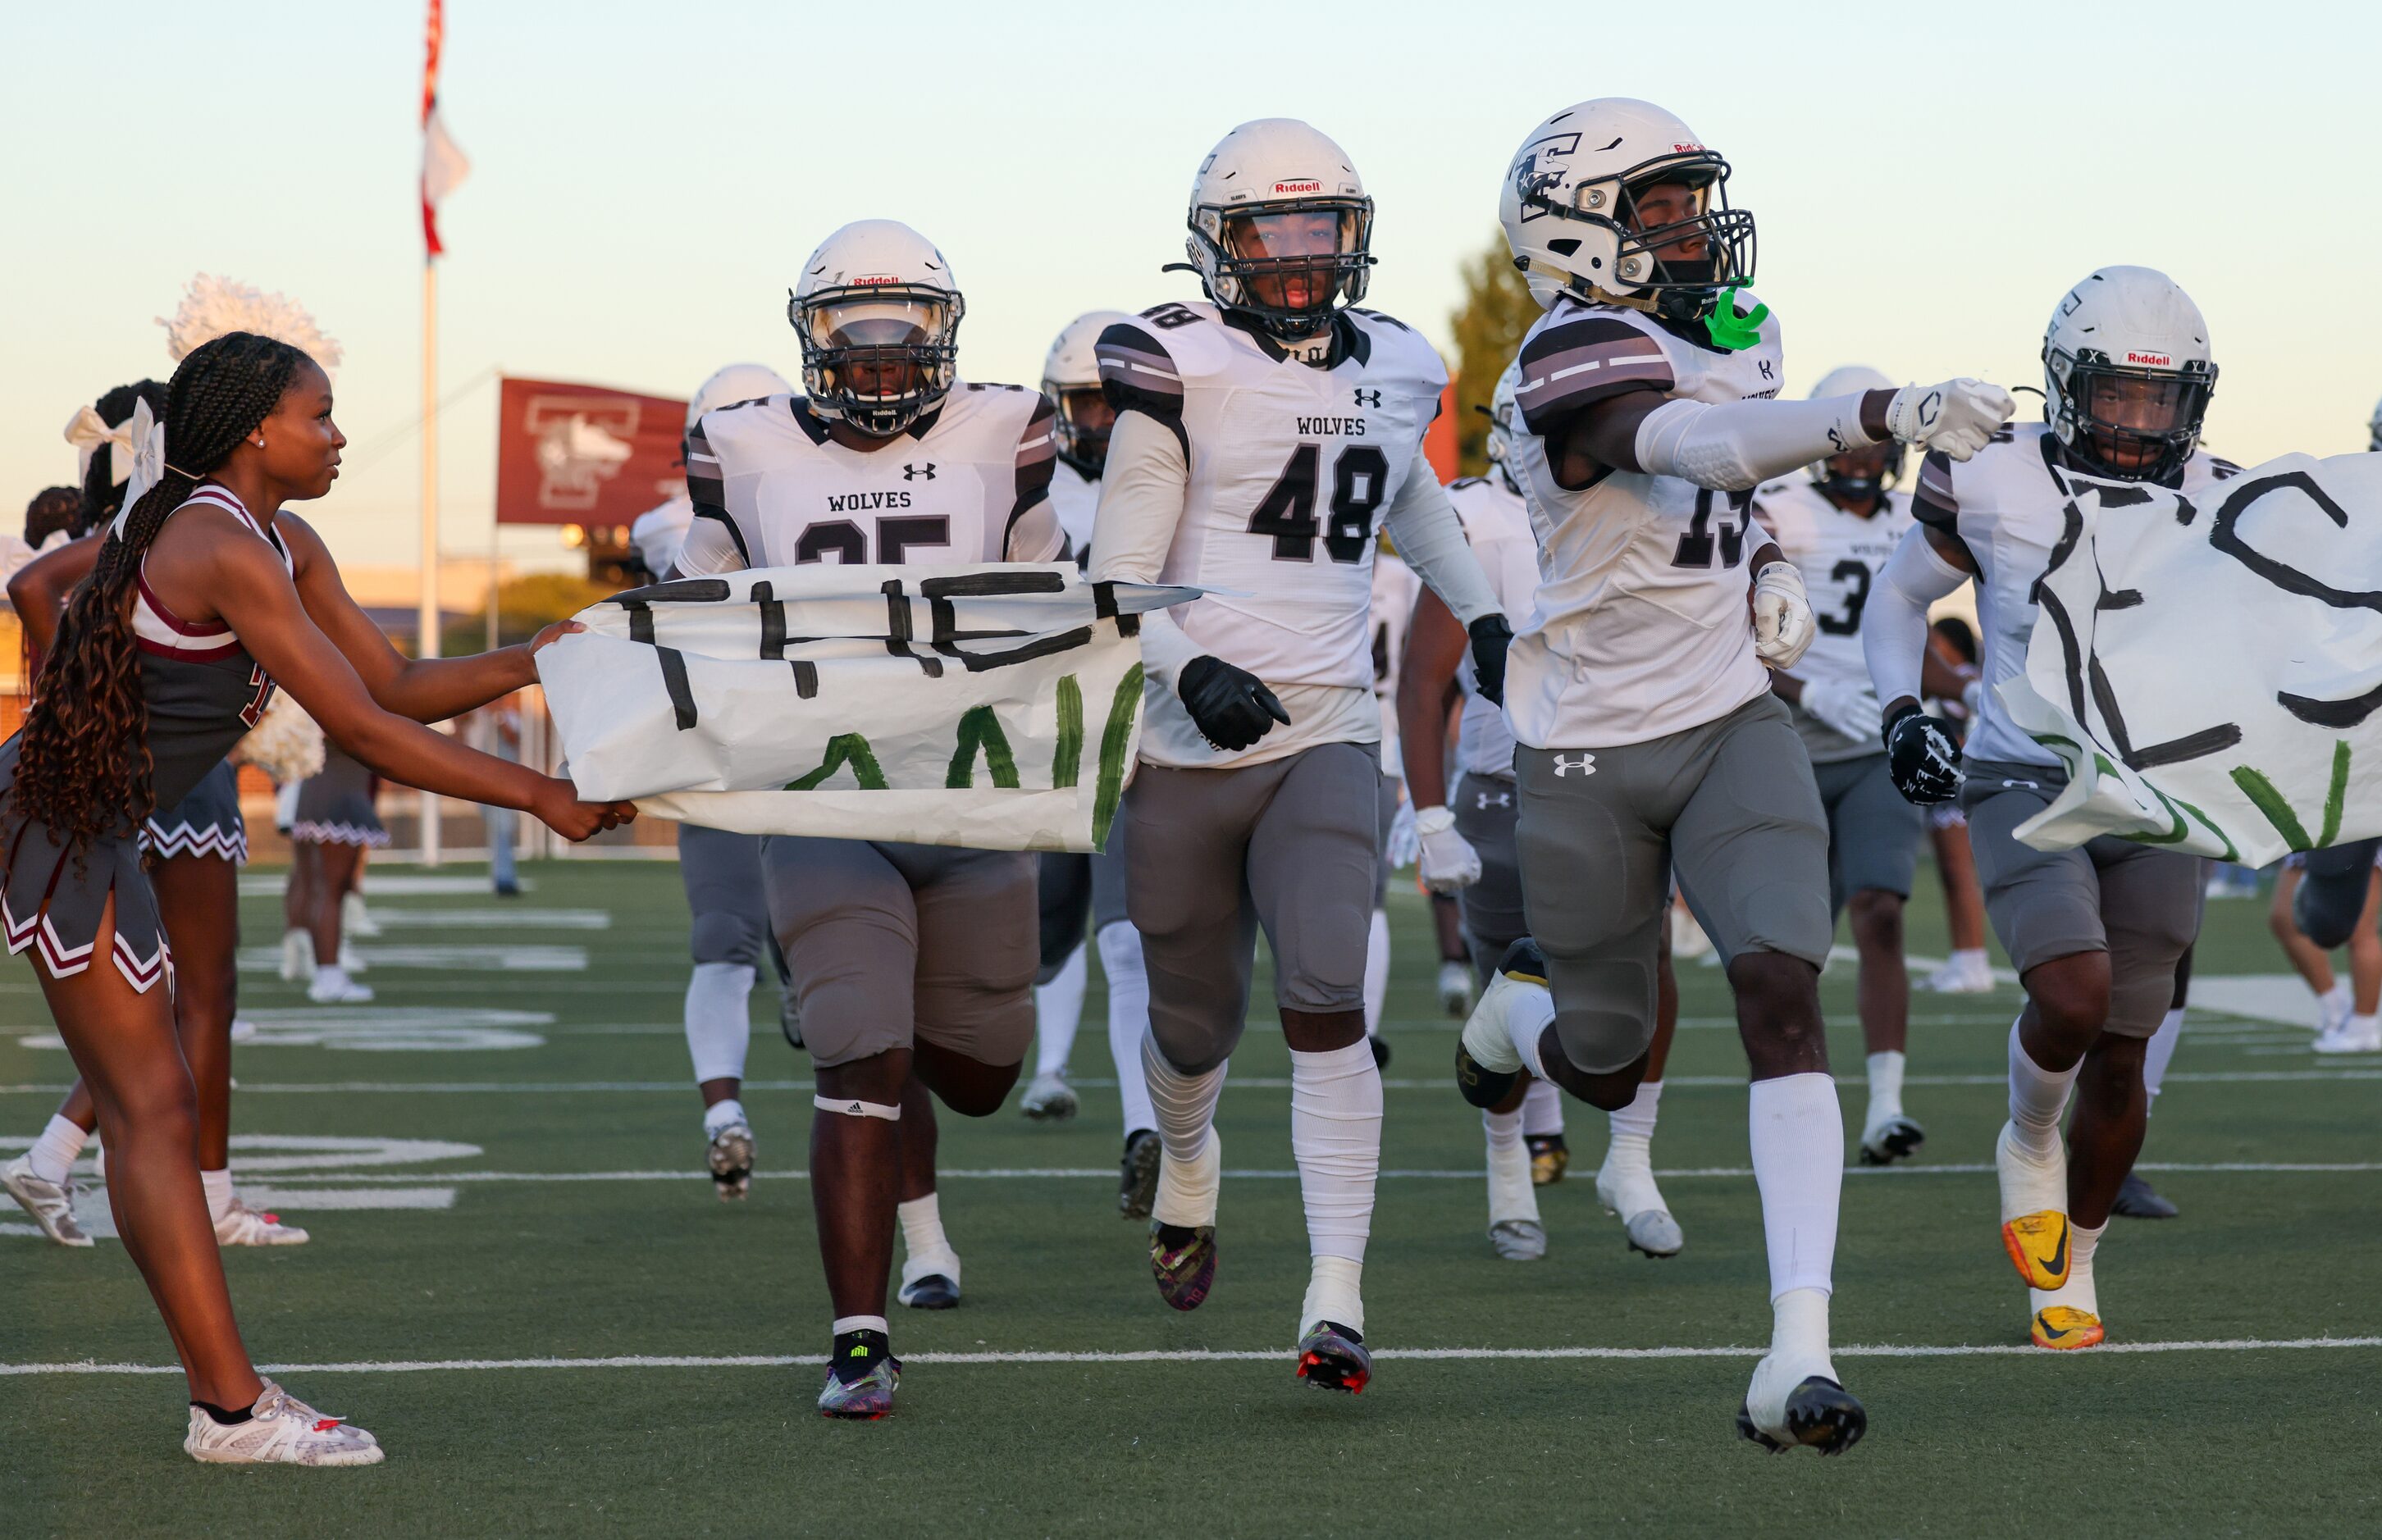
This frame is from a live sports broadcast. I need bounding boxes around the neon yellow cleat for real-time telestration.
[2031,1305,2104,1351]
[1996,1122,2071,1289]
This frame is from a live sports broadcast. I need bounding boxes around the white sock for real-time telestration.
[1521,1076,1565,1138]
[1770,1285,1835,1375]
[1362,908,1390,1037]
[702,1098,746,1137]
[833,1314,890,1337]
[2142,1008,2184,1107]
[1290,1040,1382,1267]
[1948,946,1987,970]
[685,961,755,1084]
[2008,1018,2079,1155]
[897,1192,960,1287]
[1302,1254,1366,1338]
[1505,983,1555,1078]
[1864,1050,1906,1123]
[1484,1107,1538,1227]
[2032,1219,2106,1319]
[1748,1073,1843,1301]
[1143,1035,1226,1227]
[201,1167,236,1223]
[1606,1078,1663,1162]
[25,1114,89,1186]
[1099,923,1158,1136]
[1034,942,1088,1079]
[2320,979,2352,1014]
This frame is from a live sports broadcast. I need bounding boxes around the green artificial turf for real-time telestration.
[2,859,2377,1537]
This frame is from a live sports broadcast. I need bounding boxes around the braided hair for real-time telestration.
[14,332,306,854]
[77,379,168,536]
[22,487,80,547]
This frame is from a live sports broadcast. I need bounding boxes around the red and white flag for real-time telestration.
[420,0,470,257]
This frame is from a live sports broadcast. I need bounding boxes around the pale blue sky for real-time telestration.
[5,1,2374,572]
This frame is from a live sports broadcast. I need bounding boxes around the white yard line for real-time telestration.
[7,1336,2378,1377]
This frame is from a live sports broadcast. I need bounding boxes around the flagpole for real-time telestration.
[418,256,443,867]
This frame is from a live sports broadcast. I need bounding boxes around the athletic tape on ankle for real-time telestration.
[814,1094,901,1121]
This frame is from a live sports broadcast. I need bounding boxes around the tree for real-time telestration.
[1446,231,1537,478]
[441,572,617,658]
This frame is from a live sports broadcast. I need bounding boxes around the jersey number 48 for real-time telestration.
[1248,444,1391,563]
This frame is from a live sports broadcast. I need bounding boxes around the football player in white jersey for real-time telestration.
[1863,266,2235,1354]
[1024,311,1172,1219]
[631,363,802,1201]
[1400,360,1684,1263]
[1756,363,1971,1169]
[1088,118,1511,1393]
[1453,97,2013,1453]
[674,220,1066,1419]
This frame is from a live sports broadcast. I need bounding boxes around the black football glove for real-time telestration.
[1467,614,1513,706]
[1178,654,1291,752]
[1882,701,1963,805]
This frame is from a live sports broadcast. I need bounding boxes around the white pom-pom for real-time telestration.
[157,276,345,377]
[231,691,326,786]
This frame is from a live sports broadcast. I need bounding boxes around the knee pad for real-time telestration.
[1546,953,1657,1077]
[813,1093,901,1121]
[690,909,763,968]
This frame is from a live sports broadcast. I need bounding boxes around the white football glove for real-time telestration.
[1798,677,1885,745]
[1884,377,2014,462]
[1385,800,1420,869]
[1412,805,1482,894]
[1751,561,1815,669]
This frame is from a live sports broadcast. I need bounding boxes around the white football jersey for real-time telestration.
[1048,456,1100,566]
[1503,294,1784,749]
[1445,471,1539,779]
[1371,550,1420,777]
[1909,422,2240,767]
[630,494,695,579]
[1754,478,1913,763]
[1093,301,1449,766]
[678,380,1062,575]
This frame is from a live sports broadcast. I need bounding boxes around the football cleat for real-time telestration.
[2315,1016,2382,1055]
[818,1353,901,1420]
[1294,1321,1371,1395]
[2030,1305,2104,1351]
[1922,951,1995,994]
[707,1119,755,1201]
[1148,1222,1217,1311]
[1,1155,94,1247]
[1996,1121,2071,1290]
[1437,959,1475,1018]
[1859,1111,1927,1166]
[306,970,374,1005]
[1454,939,1545,1110]
[277,928,313,982]
[1527,1132,1570,1186]
[184,1379,382,1466]
[1595,1154,1683,1259]
[1020,1072,1079,1122]
[214,1200,310,1246]
[1489,1218,1546,1262]
[229,1017,258,1044]
[1118,1129,1161,1219]
[1736,1360,1866,1456]
[897,1273,960,1310]
[2111,1170,2178,1219]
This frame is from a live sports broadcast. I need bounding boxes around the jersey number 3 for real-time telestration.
[1672,489,1751,570]
[1248,444,1390,563]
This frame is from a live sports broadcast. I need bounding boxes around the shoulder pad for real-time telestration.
[1095,317,1185,420]
[1514,306,1674,431]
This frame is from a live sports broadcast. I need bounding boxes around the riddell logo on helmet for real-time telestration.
[850,274,903,287]
[2126,350,2174,367]
[1672,143,1705,153]
[1272,180,1322,194]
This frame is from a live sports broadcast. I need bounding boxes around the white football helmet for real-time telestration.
[1805,365,1902,496]
[788,220,964,436]
[1499,98,1755,321]
[2367,392,2381,452]
[2042,266,2216,482]
[1483,358,1523,494]
[684,362,792,437]
[1042,309,1133,475]
[1182,119,1373,339]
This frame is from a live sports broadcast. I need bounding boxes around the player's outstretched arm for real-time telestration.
[274,510,549,724]
[1557,380,2015,494]
[1380,455,1510,703]
[209,530,633,841]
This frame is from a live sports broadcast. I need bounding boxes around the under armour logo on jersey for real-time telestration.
[1353,388,1381,408]
[903,462,936,481]
[1551,754,1596,777]
[1476,789,1513,809]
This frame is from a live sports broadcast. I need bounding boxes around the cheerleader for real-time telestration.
[0,333,631,1462]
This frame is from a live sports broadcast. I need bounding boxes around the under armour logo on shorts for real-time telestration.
[1476,789,1512,809]
[1552,754,1596,777]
